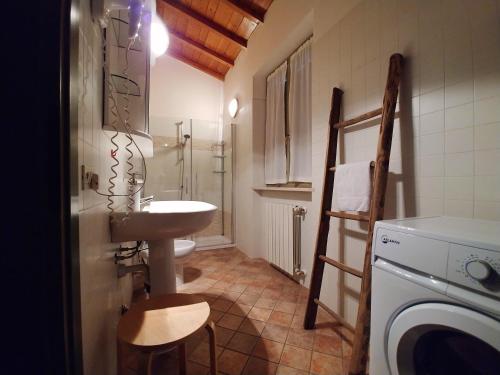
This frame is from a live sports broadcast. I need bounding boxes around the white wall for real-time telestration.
[150,54,223,123]
[77,1,143,373]
[223,0,363,260]
[225,0,500,326]
[147,55,226,212]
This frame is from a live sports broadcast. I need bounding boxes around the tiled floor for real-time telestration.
[124,248,353,375]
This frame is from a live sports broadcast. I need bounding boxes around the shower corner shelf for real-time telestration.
[212,170,226,173]
[212,155,227,158]
[253,186,314,193]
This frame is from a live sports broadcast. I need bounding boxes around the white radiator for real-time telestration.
[265,202,306,278]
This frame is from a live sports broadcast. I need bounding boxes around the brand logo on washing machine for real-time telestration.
[381,235,400,245]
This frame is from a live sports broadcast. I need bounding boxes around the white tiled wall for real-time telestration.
[77,0,141,373]
[311,0,500,325]
[224,0,500,329]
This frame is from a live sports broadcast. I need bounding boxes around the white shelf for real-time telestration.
[253,186,314,193]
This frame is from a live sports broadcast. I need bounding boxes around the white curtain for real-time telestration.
[288,39,312,182]
[265,62,288,184]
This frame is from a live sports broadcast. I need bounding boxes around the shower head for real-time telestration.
[175,121,183,126]
[181,134,191,145]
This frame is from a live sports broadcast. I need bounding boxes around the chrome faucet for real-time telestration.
[140,195,154,205]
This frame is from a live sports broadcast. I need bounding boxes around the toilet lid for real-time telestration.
[174,240,196,258]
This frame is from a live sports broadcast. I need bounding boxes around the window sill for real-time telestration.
[252,186,314,193]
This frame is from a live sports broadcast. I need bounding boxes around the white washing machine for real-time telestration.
[369,216,500,375]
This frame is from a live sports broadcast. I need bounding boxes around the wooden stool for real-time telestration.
[117,293,217,375]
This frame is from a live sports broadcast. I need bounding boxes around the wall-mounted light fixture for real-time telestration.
[228,98,239,118]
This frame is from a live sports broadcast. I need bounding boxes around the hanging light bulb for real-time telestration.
[150,13,169,57]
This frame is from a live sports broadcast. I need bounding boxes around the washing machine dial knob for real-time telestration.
[465,260,493,281]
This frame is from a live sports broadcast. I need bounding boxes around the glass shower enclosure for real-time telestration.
[145,117,234,249]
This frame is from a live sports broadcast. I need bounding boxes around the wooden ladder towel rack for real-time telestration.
[304,53,404,375]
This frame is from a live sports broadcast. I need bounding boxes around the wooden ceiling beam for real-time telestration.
[169,30,235,67]
[167,49,225,81]
[161,0,248,48]
[220,0,265,23]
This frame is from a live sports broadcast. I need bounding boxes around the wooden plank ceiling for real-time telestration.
[157,0,273,80]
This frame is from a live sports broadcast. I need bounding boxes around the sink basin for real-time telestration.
[110,200,217,242]
[110,201,217,296]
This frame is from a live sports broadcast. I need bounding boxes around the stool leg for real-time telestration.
[145,352,154,375]
[205,322,217,375]
[178,343,187,375]
[117,340,126,375]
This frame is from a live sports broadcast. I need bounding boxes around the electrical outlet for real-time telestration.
[88,172,99,190]
[81,165,99,190]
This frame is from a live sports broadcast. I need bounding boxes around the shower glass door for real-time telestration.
[191,119,233,247]
[145,116,233,248]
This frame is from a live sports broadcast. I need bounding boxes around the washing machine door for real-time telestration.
[387,303,500,375]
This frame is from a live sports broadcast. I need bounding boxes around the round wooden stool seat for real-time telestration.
[117,293,217,375]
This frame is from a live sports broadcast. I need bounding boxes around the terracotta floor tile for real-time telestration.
[238,318,266,336]
[342,339,352,358]
[204,287,225,298]
[242,356,278,375]
[226,332,259,354]
[285,328,314,350]
[218,313,244,331]
[313,333,342,357]
[255,297,277,309]
[267,311,293,327]
[261,323,289,343]
[213,326,235,347]
[237,293,260,306]
[149,351,179,375]
[279,345,311,372]
[294,304,306,316]
[310,351,343,375]
[290,314,304,329]
[188,342,223,367]
[261,288,282,299]
[132,248,349,375]
[218,349,249,375]
[248,306,273,322]
[314,321,343,337]
[228,283,248,293]
[275,365,308,375]
[278,294,298,303]
[227,303,252,317]
[252,338,284,363]
[186,361,209,375]
[221,291,242,302]
[244,285,265,296]
[343,356,351,374]
[274,301,296,314]
[211,298,233,312]
[209,309,224,323]
[214,280,232,290]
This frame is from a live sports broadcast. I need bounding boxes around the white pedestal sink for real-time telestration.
[110,201,216,296]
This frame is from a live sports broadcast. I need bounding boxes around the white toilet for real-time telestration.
[141,239,196,287]
[172,239,196,285]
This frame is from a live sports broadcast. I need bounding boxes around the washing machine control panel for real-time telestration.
[447,244,500,298]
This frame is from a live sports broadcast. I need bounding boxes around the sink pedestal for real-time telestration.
[148,239,177,295]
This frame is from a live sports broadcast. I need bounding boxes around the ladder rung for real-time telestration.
[319,255,363,278]
[326,211,370,222]
[329,161,375,171]
[314,298,355,332]
[334,108,383,129]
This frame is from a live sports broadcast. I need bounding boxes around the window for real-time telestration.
[264,38,312,186]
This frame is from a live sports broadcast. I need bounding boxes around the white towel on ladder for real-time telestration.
[333,161,372,212]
